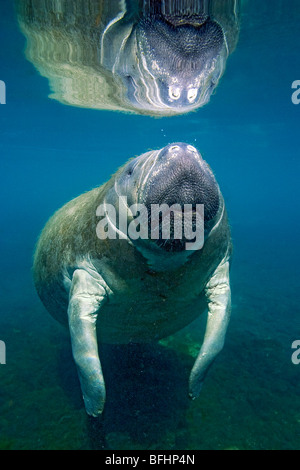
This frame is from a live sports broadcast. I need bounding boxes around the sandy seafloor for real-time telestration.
[0,0,300,450]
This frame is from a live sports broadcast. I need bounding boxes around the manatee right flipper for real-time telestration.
[68,269,108,417]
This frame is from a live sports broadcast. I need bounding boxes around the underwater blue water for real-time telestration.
[0,0,299,450]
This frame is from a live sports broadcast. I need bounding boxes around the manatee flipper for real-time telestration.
[189,259,231,399]
[68,269,108,417]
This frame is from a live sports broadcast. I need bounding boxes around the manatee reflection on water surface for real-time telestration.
[16,0,240,115]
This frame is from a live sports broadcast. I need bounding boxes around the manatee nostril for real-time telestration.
[169,145,180,152]
[187,145,197,153]
[169,87,181,100]
[166,143,200,157]
[187,88,198,103]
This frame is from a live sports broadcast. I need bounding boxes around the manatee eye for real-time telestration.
[187,88,198,103]
[169,87,181,100]
[126,162,136,177]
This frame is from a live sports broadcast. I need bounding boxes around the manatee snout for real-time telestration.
[140,143,220,252]
[142,143,220,219]
[135,17,227,109]
[108,143,220,253]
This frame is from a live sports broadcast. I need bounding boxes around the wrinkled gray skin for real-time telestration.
[105,0,240,112]
[16,0,240,115]
[34,143,232,416]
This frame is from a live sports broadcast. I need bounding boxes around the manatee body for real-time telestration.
[16,0,240,115]
[34,143,232,416]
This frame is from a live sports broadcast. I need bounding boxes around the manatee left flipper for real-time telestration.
[189,259,231,399]
[68,269,108,417]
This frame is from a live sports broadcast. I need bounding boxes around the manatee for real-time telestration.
[16,0,240,115]
[33,143,232,417]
